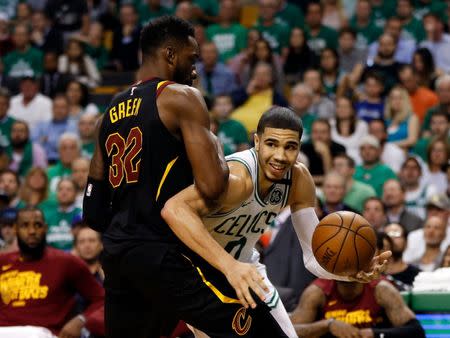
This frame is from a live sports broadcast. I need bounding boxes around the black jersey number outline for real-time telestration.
[105,127,143,188]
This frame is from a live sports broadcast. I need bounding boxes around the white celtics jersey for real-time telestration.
[203,149,292,263]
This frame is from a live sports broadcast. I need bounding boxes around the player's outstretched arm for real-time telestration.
[83,115,112,232]
[359,280,425,338]
[159,85,228,200]
[289,163,390,282]
[162,169,269,309]
[289,163,350,281]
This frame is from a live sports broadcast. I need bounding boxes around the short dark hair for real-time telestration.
[398,0,413,6]
[73,223,101,245]
[376,232,391,251]
[363,196,386,213]
[140,16,195,59]
[339,27,356,39]
[1,169,20,187]
[369,118,387,132]
[257,106,303,140]
[364,71,383,85]
[423,12,442,23]
[334,153,356,168]
[432,108,450,122]
[307,2,323,13]
[398,63,414,75]
[401,156,422,173]
[12,120,30,134]
[16,206,45,223]
[312,118,331,131]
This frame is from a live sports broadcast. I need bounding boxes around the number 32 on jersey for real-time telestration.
[105,127,143,188]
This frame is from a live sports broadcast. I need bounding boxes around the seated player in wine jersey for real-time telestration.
[0,206,104,338]
[162,107,391,337]
[291,277,425,337]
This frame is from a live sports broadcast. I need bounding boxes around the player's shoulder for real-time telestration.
[160,83,203,101]
[157,83,206,117]
[291,161,314,185]
[0,250,19,265]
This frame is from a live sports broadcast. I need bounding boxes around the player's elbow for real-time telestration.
[161,198,184,231]
[161,199,176,226]
[196,173,228,201]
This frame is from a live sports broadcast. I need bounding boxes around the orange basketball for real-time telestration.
[312,211,377,276]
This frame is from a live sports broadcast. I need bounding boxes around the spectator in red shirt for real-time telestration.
[0,206,104,337]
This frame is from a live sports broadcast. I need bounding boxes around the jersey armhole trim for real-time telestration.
[226,158,252,178]
[281,169,292,208]
[156,80,175,98]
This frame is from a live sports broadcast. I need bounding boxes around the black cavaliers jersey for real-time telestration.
[99,78,193,250]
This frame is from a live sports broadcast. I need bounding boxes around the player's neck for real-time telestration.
[137,62,170,83]
[258,175,273,199]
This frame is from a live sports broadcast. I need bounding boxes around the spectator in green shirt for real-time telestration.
[3,23,44,78]
[84,22,109,71]
[254,0,290,54]
[304,2,338,56]
[370,0,396,28]
[0,87,16,148]
[78,112,97,159]
[333,153,377,212]
[192,0,219,25]
[397,0,426,44]
[72,157,90,210]
[276,0,304,30]
[414,0,448,22]
[349,0,382,49]
[43,178,82,251]
[211,94,249,156]
[413,109,449,161]
[289,83,316,143]
[47,132,81,198]
[422,74,450,133]
[206,0,247,63]
[139,0,173,26]
[354,134,398,196]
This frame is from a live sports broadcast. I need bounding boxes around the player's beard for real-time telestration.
[17,236,47,260]
[173,67,193,86]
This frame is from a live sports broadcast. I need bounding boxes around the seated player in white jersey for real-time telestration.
[163,107,391,338]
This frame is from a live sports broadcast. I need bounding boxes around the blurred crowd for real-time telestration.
[0,0,449,337]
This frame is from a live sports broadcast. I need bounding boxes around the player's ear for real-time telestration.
[254,133,260,151]
[165,46,175,65]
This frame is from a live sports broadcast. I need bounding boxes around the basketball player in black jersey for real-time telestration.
[83,16,285,338]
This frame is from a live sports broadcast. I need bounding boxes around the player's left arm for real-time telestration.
[360,280,425,338]
[162,163,269,309]
[288,163,390,282]
[83,115,112,233]
[59,255,105,338]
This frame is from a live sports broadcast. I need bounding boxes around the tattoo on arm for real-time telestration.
[375,281,415,327]
[291,285,328,337]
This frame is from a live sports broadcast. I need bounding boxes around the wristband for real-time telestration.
[77,314,86,325]
[327,318,335,331]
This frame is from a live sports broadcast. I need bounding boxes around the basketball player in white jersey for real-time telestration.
[162,107,391,337]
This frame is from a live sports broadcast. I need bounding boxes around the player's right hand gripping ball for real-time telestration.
[312,211,377,276]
